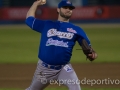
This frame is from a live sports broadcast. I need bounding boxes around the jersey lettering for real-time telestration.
[47,29,74,39]
[46,38,68,47]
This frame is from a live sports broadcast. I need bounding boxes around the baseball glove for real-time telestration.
[81,39,97,61]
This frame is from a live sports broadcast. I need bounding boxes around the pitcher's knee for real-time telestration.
[68,84,81,90]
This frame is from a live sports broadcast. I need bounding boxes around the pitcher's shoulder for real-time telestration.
[68,23,83,30]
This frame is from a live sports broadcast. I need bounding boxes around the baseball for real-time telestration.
[41,0,46,3]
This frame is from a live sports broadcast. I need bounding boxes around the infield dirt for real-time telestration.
[0,63,120,89]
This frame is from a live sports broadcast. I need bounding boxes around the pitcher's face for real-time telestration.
[58,6,73,19]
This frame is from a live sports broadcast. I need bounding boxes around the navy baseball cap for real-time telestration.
[58,0,75,9]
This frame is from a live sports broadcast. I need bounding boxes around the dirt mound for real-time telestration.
[0,63,120,89]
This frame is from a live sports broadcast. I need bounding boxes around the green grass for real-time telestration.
[0,26,40,63]
[0,24,120,63]
[71,26,120,63]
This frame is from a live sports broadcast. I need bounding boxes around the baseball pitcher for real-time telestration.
[25,0,97,90]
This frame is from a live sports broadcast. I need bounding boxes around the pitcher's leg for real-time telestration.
[25,60,49,90]
[58,64,81,90]
[25,76,49,90]
[25,60,61,90]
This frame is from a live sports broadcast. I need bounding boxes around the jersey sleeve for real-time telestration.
[25,16,45,33]
[77,27,91,46]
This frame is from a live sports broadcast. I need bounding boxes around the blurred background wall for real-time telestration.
[0,0,120,24]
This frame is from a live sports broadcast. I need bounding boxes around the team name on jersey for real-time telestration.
[47,29,74,39]
[46,38,68,47]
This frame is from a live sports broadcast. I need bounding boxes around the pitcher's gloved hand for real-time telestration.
[81,39,97,61]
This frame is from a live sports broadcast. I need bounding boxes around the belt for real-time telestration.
[41,62,64,70]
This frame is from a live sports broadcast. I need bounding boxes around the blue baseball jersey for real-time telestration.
[25,16,91,65]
